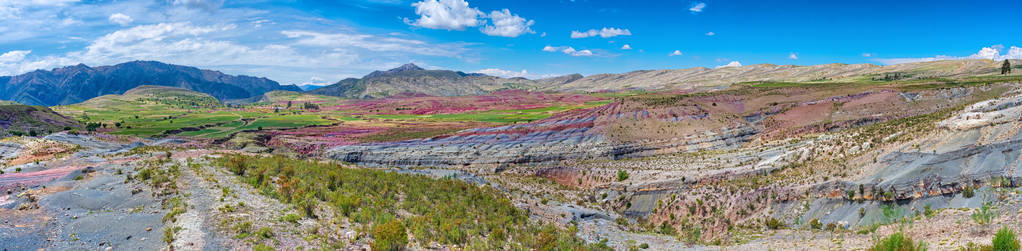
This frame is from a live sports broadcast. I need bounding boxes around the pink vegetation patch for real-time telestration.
[266,125,390,155]
[329,90,604,115]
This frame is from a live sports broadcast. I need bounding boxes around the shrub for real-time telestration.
[963,185,975,198]
[279,213,300,224]
[765,217,784,230]
[972,202,995,226]
[372,220,408,251]
[870,232,927,251]
[255,227,274,239]
[617,170,629,181]
[613,169,629,181]
[993,227,1020,251]
[252,244,274,251]
[809,218,822,230]
[163,226,182,244]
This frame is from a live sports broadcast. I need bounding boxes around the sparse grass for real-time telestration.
[163,226,182,244]
[871,232,927,251]
[972,202,996,226]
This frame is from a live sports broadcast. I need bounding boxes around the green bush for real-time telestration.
[252,244,274,251]
[870,232,927,251]
[372,220,408,251]
[617,170,629,181]
[993,227,1020,251]
[765,217,784,230]
[972,202,996,226]
[963,185,976,198]
[279,213,300,224]
[809,218,822,230]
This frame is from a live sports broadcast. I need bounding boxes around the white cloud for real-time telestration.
[570,27,631,39]
[705,31,714,36]
[0,50,31,63]
[473,68,527,78]
[540,32,546,37]
[563,47,593,57]
[621,44,632,50]
[282,30,466,57]
[874,45,1022,65]
[862,53,872,57]
[669,50,682,56]
[405,0,483,30]
[172,0,223,11]
[715,61,742,68]
[543,45,593,57]
[788,52,798,60]
[0,0,79,20]
[108,13,133,26]
[689,2,706,13]
[0,22,472,85]
[480,9,534,37]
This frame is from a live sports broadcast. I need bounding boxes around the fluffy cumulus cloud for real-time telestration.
[789,52,798,60]
[874,45,1022,65]
[473,68,527,78]
[406,0,534,38]
[570,27,631,39]
[705,31,714,36]
[405,0,483,30]
[715,61,742,68]
[0,50,31,63]
[669,50,682,56]
[543,45,593,57]
[480,9,534,37]
[689,2,706,13]
[108,13,133,26]
[621,44,632,50]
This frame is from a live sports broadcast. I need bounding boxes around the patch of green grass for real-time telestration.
[870,232,927,251]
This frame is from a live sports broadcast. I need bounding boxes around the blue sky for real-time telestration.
[0,0,1019,85]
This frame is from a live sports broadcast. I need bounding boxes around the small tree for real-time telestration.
[1003,60,1012,75]
[617,170,629,181]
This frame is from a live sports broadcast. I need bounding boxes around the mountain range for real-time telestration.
[309,59,1019,98]
[1,59,1017,106]
[307,63,578,98]
[0,61,300,106]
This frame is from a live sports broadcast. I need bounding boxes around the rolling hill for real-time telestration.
[0,104,80,137]
[0,61,301,106]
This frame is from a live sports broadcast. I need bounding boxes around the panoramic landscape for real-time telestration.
[1,0,1022,250]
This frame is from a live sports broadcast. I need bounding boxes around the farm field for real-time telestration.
[50,86,611,154]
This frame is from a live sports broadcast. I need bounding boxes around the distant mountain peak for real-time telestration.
[364,63,426,78]
[394,63,423,71]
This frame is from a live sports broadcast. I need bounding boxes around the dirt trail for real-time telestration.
[170,162,215,250]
